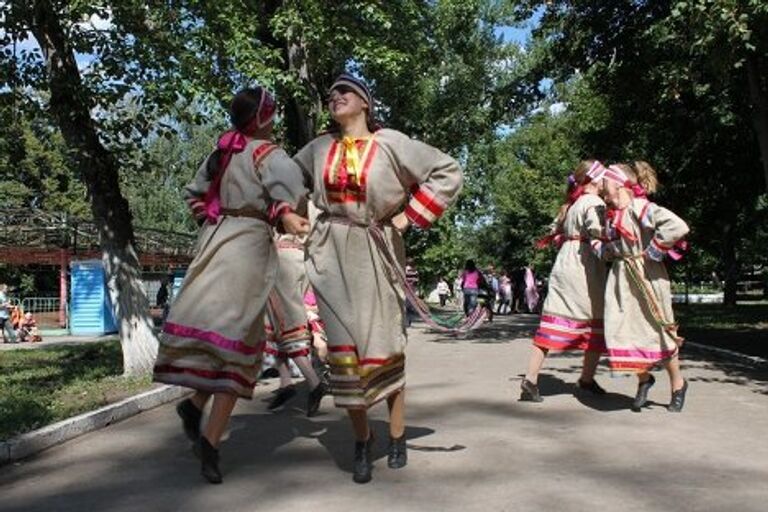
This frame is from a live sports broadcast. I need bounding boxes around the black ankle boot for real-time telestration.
[268,385,296,410]
[176,398,202,442]
[667,380,688,413]
[306,382,327,417]
[198,437,222,484]
[631,374,656,412]
[387,435,407,469]
[353,433,375,484]
[520,379,543,402]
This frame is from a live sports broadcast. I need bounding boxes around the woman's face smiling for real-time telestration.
[328,86,368,122]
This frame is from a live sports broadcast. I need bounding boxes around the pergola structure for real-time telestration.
[0,209,196,326]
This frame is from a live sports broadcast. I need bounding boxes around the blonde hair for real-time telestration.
[614,161,659,194]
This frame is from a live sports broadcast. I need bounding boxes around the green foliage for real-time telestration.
[0,110,88,215]
[121,121,225,233]
[513,0,768,301]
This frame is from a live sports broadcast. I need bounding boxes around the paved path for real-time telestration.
[1,315,767,512]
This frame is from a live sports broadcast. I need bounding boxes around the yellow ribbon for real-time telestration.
[342,136,362,184]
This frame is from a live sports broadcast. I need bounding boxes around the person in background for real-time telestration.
[436,276,451,307]
[0,284,17,343]
[453,273,464,311]
[484,267,498,322]
[511,267,526,313]
[524,266,540,313]
[156,276,171,322]
[404,259,420,327]
[17,312,42,343]
[461,260,483,316]
[497,271,512,315]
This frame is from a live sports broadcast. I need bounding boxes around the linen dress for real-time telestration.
[604,198,689,372]
[533,194,608,352]
[292,129,463,409]
[153,139,304,398]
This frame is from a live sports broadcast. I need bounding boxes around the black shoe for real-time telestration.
[353,433,375,484]
[306,382,327,417]
[197,437,222,484]
[631,374,656,412]
[176,399,202,442]
[387,435,407,469]
[578,378,607,395]
[667,380,688,413]
[520,379,543,402]
[268,385,296,410]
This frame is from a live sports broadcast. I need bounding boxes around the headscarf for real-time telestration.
[328,74,377,186]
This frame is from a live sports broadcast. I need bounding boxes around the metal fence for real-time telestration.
[20,296,65,329]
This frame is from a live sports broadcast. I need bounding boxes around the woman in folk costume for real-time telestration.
[598,162,690,412]
[285,73,463,483]
[263,232,326,416]
[521,160,610,402]
[153,87,309,484]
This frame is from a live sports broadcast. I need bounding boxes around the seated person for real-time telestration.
[17,312,42,343]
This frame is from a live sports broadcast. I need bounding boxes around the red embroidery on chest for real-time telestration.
[322,139,378,204]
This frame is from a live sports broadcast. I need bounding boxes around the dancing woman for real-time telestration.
[285,74,463,483]
[521,160,610,402]
[153,87,308,484]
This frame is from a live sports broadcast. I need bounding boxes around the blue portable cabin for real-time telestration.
[69,259,117,335]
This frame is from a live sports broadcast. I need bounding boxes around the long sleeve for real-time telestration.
[183,154,214,224]
[261,147,309,214]
[640,202,690,262]
[579,196,609,259]
[292,139,318,192]
[379,129,463,229]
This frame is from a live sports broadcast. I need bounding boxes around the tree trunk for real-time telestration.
[284,34,320,150]
[746,54,768,191]
[722,225,739,306]
[31,0,157,375]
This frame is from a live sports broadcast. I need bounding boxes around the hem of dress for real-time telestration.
[332,383,406,411]
[152,375,254,400]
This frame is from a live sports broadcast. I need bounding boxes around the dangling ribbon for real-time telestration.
[667,240,689,261]
[625,181,647,198]
[341,136,362,185]
[203,130,248,224]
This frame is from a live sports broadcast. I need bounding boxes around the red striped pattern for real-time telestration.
[405,186,446,228]
[322,140,376,204]
[154,364,255,389]
[252,143,278,168]
[533,314,605,352]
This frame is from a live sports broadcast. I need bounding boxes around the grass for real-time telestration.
[676,302,768,331]
[0,340,153,440]
[676,302,768,358]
